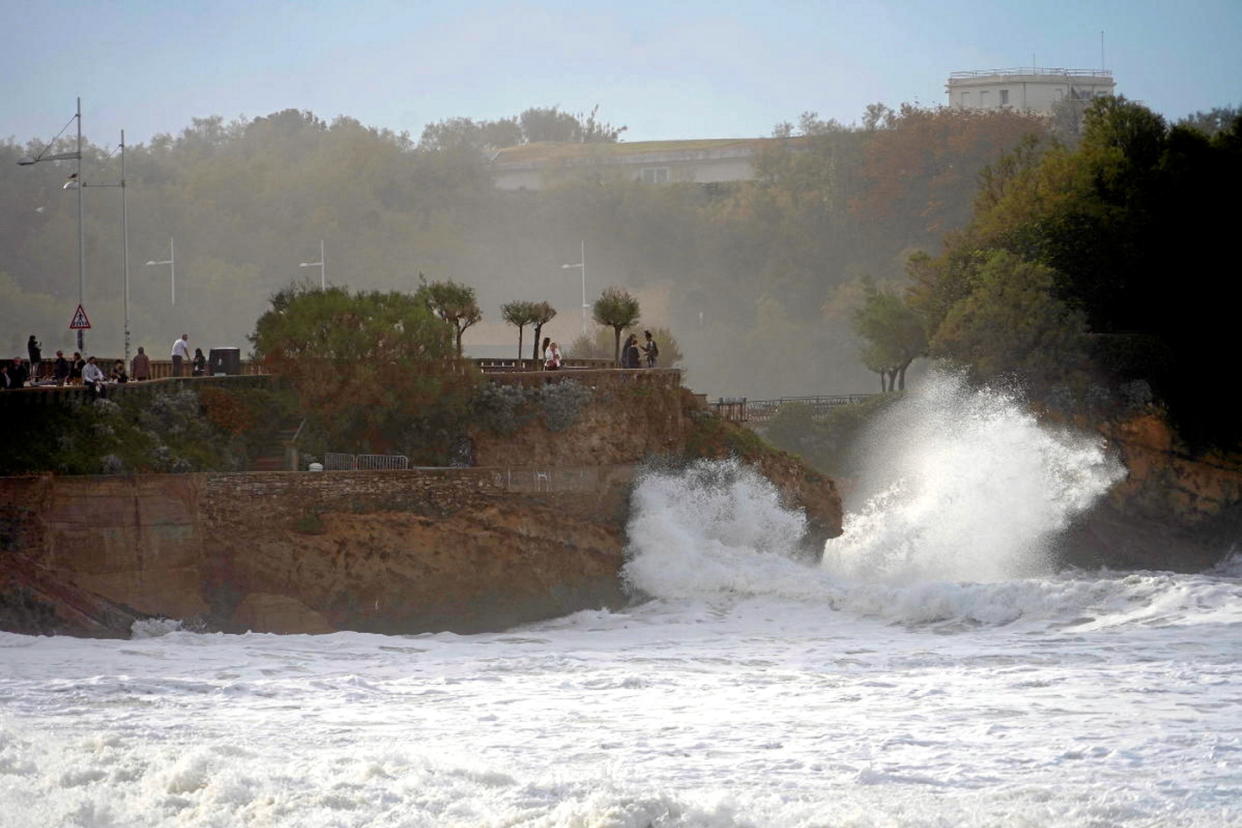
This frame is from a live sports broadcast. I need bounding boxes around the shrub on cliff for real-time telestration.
[472,380,593,435]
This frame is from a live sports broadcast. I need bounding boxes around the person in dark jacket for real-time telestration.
[192,347,207,376]
[70,352,85,385]
[131,347,151,381]
[8,357,29,388]
[27,335,41,382]
[622,334,641,369]
[53,350,70,385]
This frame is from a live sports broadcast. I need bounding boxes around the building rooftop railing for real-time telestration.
[949,67,1113,80]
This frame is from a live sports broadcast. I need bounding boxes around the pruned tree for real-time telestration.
[424,277,482,357]
[500,300,539,358]
[852,281,927,391]
[530,301,558,360]
[592,287,641,365]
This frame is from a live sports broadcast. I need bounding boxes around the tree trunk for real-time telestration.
[613,328,623,366]
[531,323,543,361]
[455,327,464,358]
[517,326,524,359]
[879,372,887,392]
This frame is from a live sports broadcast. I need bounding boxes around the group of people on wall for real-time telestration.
[537,330,659,371]
[621,331,659,369]
[2,332,209,394]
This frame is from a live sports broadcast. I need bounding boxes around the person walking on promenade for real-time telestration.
[192,347,206,377]
[131,347,151,381]
[27,335,41,382]
[171,334,190,377]
[53,350,69,385]
[642,330,659,368]
[541,337,552,370]
[70,352,85,385]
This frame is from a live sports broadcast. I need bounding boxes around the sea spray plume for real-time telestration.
[623,459,827,601]
[824,371,1125,584]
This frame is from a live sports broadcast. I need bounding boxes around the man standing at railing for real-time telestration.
[131,346,151,382]
[170,334,190,377]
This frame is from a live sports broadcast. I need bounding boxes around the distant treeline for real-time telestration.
[2,101,1230,397]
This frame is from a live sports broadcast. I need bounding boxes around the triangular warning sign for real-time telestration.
[69,304,92,330]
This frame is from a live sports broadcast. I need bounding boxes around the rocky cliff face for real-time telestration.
[1062,411,1242,571]
[1,374,845,638]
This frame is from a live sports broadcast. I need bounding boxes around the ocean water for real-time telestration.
[3,375,1241,827]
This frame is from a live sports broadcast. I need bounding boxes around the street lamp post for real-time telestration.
[146,238,175,305]
[17,97,86,350]
[300,239,325,289]
[561,240,588,336]
[79,131,132,363]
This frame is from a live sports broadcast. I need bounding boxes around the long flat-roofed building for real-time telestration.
[490,137,804,191]
[947,67,1116,115]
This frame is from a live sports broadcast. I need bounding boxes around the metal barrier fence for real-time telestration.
[322,453,410,470]
[714,394,878,424]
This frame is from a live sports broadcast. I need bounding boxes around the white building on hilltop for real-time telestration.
[947,67,1116,115]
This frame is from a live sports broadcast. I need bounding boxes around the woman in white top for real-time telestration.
[545,341,562,370]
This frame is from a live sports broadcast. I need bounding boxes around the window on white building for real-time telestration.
[961,92,972,108]
[979,90,991,107]
[1000,89,1009,106]
[640,167,670,185]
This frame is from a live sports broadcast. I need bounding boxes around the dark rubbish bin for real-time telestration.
[208,347,242,376]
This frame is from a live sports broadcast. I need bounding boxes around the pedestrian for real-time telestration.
[81,356,107,397]
[642,330,659,368]
[131,346,150,381]
[0,363,10,390]
[171,334,190,377]
[192,347,206,377]
[111,360,129,383]
[541,337,552,370]
[70,352,85,385]
[53,350,69,385]
[27,335,41,382]
[545,341,562,370]
[622,334,641,369]
[8,357,28,389]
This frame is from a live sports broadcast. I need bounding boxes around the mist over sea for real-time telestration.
[3,375,1241,826]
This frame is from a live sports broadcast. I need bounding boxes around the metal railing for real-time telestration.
[949,67,1113,80]
[714,394,878,424]
[322,453,410,471]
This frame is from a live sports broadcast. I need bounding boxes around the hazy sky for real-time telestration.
[3,0,1240,147]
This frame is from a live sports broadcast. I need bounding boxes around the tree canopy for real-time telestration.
[907,96,1242,446]
[250,284,474,455]
[592,287,641,364]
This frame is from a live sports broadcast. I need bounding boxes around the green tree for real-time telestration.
[929,250,1088,388]
[425,278,482,357]
[500,300,539,358]
[592,287,641,364]
[851,282,927,391]
[530,301,558,360]
[250,285,473,453]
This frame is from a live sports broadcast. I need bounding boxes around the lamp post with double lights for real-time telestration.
[560,240,588,336]
[17,98,86,350]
